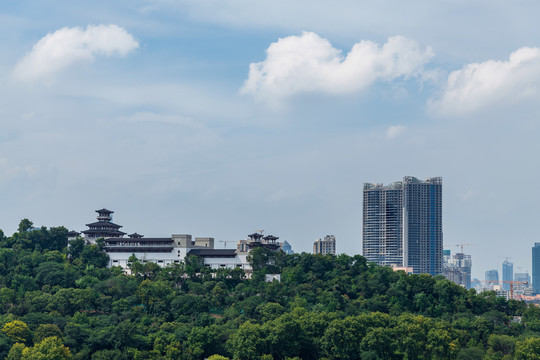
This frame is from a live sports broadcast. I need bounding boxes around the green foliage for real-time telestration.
[33,324,63,344]
[2,320,31,344]
[22,336,72,359]
[0,220,537,359]
[515,337,540,360]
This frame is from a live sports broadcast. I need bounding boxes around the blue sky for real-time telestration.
[2,0,540,279]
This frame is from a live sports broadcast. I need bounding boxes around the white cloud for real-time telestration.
[13,25,139,81]
[241,32,433,104]
[386,125,406,139]
[429,47,540,116]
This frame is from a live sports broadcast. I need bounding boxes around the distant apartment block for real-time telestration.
[313,235,336,255]
[363,176,443,275]
[443,249,472,289]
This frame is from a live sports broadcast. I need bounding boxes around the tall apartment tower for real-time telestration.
[313,235,336,255]
[502,260,513,291]
[363,176,443,276]
[533,243,540,295]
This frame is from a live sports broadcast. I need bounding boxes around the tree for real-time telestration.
[33,324,63,344]
[68,238,85,260]
[515,337,540,360]
[6,343,25,360]
[22,337,71,359]
[2,320,31,344]
[227,322,267,360]
[18,219,33,233]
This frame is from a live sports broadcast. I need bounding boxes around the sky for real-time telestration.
[1,0,540,279]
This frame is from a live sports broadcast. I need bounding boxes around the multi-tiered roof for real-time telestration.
[82,208,126,240]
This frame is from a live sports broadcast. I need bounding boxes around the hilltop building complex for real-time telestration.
[76,209,288,272]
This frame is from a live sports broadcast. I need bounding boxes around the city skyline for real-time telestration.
[2,2,540,280]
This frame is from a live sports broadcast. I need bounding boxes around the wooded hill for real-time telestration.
[0,220,538,359]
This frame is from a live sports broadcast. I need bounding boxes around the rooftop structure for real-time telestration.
[82,208,126,240]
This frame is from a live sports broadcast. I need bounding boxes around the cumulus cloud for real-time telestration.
[241,32,433,104]
[13,25,138,81]
[429,47,540,116]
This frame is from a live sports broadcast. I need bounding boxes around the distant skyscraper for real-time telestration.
[502,260,513,291]
[363,176,443,275]
[514,272,530,284]
[534,243,540,295]
[443,249,472,289]
[485,269,499,284]
[313,235,336,255]
[281,240,294,255]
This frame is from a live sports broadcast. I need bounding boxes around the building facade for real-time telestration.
[534,243,540,295]
[313,235,336,255]
[363,176,443,275]
[502,260,513,291]
[485,269,499,284]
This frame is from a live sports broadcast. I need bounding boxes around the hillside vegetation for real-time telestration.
[0,220,538,359]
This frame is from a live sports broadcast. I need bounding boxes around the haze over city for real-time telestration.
[2,1,540,280]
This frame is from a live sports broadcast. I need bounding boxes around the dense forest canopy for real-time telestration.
[0,219,538,359]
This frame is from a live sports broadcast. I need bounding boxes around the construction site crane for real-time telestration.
[453,243,472,253]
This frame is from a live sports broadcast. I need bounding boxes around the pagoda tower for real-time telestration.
[82,208,126,241]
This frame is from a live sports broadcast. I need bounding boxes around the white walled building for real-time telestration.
[80,209,290,271]
[81,209,290,272]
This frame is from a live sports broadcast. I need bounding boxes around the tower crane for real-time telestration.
[453,243,472,253]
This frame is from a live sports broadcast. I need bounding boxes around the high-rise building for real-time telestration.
[502,260,513,291]
[313,235,336,255]
[514,272,531,284]
[534,243,540,295]
[443,249,472,289]
[485,269,499,285]
[362,176,443,276]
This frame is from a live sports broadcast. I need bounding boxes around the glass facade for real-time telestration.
[533,243,540,295]
[502,260,513,291]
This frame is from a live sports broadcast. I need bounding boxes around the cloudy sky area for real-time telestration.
[2,0,540,279]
